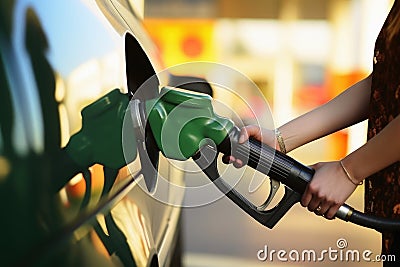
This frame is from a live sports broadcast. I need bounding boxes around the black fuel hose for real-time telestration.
[219,126,400,231]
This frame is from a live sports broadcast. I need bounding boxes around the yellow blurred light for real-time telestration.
[144,19,215,66]
[69,173,84,186]
[55,74,66,102]
[0,156,11,182]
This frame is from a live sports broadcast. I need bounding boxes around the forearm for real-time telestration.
[342,114,400,183]
[279,74,372,152]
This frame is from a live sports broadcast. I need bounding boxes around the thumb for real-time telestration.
[239,125,261,143]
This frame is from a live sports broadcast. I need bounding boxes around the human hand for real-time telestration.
[222,125,279,168]
[301,161,358,219]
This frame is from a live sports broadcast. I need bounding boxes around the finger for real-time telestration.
[325,204,341,220]
[222,155,235,164]
[307,196,321,212]
[233,159,243,168]
[239,125,261,143]
[317,202,330,216]
[301,188,312,207]
[239,128,250,143]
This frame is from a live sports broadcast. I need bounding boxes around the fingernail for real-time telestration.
[239,135,245,143]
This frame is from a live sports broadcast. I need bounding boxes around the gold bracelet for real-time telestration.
[274,129,287,154]
[339,160,363,186]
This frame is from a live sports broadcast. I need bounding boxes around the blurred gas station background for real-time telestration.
[141,0,393,266]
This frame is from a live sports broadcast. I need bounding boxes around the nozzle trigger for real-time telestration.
[257,179,280,211]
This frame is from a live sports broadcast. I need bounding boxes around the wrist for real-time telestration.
[340,157,364,186]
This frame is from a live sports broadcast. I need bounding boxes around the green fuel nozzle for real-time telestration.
[66,89,133,170]
[53,89,133,192]
[59,86,400,232]
[145,86,234,160]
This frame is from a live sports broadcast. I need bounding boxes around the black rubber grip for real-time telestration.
[237,138,314,194]
[218,126,314,194]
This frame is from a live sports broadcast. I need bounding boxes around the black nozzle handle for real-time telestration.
[218,126,314,192]
[219,126,400,231]
[193,143,301,229]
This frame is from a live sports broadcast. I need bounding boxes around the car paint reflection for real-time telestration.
[0,0,184,266]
